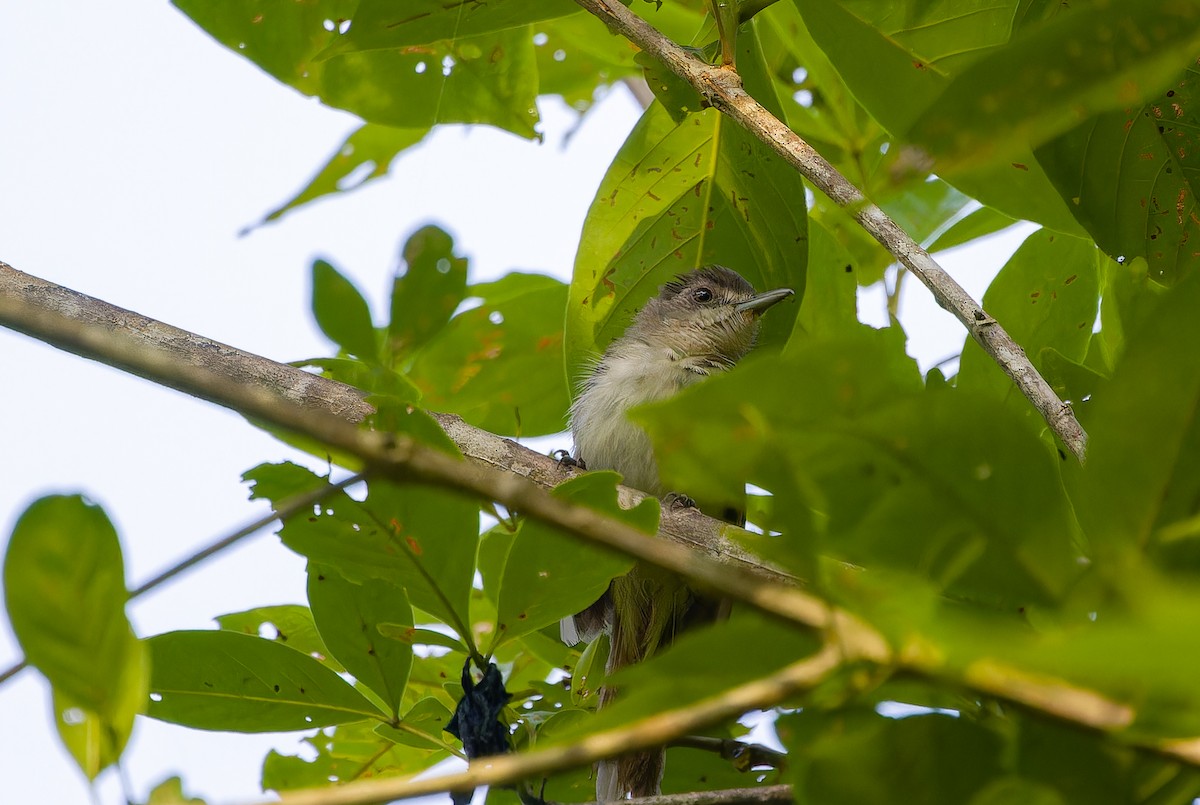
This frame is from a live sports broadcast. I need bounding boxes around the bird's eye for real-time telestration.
[693,287,713,303]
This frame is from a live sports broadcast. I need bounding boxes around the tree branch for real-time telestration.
[0,262,783,591]
[572,0,1088,462]
[263,646,842,805]
[577,784,793,805]
[4,261,1200,771]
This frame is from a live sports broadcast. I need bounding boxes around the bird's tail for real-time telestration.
[593,566,696,799]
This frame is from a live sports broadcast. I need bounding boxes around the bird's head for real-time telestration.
[632,265,794,368]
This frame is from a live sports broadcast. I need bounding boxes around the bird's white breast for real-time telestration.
[570,341,706,496]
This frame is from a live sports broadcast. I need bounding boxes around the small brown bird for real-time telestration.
[563,265,793,800]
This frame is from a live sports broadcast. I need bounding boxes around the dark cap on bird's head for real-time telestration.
[631,265,794,367]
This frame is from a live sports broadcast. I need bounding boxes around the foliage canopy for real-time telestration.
[7,0,1200,803]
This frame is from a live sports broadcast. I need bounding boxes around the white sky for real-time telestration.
[0,2,1032,803]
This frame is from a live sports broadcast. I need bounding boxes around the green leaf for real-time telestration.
[366,400,463,457]
[926,206,1016,255]
[810,178,974,286]
[146,630,382,731]
[376,624,468,655]
[324,0,578,53]
[146,776,206,804]
[907,1,1200,170]
[784,700,1200,805]
[551,614,819,740]
[3,495,146,778]
[295,357,421,403]
[570,631,608,708]
[374,696,454,750]
[312,259,378,360]
[783,710,1006,805]
[943,155,1089,237]
[638,44,709,121]
[246,464,479,638]
[217,603,344,673]
[761,4,884,164]
[307,564,414,719]
[534,13,640,111]
[253,124,427,229]
[492,471,652,647]
[789,219,860,343]
[638,328,922,507]
[958,229,1101,414]
[404,645,469,711]
[1037,66,1200,285]
[1038,348,1106,425]
[52,687,142,782]
[637,331,1082,605]
[1065,271,1200,566]
[786,0,1089,234]
[262,718,448,790]
[172,1,540,138]
[1093,256,1168,372]
[566,24,807,375]
[388,224,469,357]
[408,273,571,437]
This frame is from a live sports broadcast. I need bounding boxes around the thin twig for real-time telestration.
[130,472,367,598]
[571,0,1088,462]
[0,469,367,687]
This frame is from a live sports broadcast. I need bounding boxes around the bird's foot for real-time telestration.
[553,450,586,471]
[664,492,696,510]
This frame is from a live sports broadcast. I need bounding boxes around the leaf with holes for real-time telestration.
[409,273,570,437]
[388,224,469,358]
[173,0,539,137]
[146,630,383,731]
[1037,66,1200,285]
[307,564,414,719]
[907,1,1200,170]
[322,0,578,53]
[217,604,344,673]
[246,463,478,640]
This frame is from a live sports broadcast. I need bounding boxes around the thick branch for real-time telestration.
[4,262,1199,771]
[0,262,865,641]
[572,0,1087,462]
[0,262,782,589]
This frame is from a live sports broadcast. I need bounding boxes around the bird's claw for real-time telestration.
[553,450,586,471]
[664,492,696,510]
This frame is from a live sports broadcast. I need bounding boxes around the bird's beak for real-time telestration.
[736,287,794,313]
